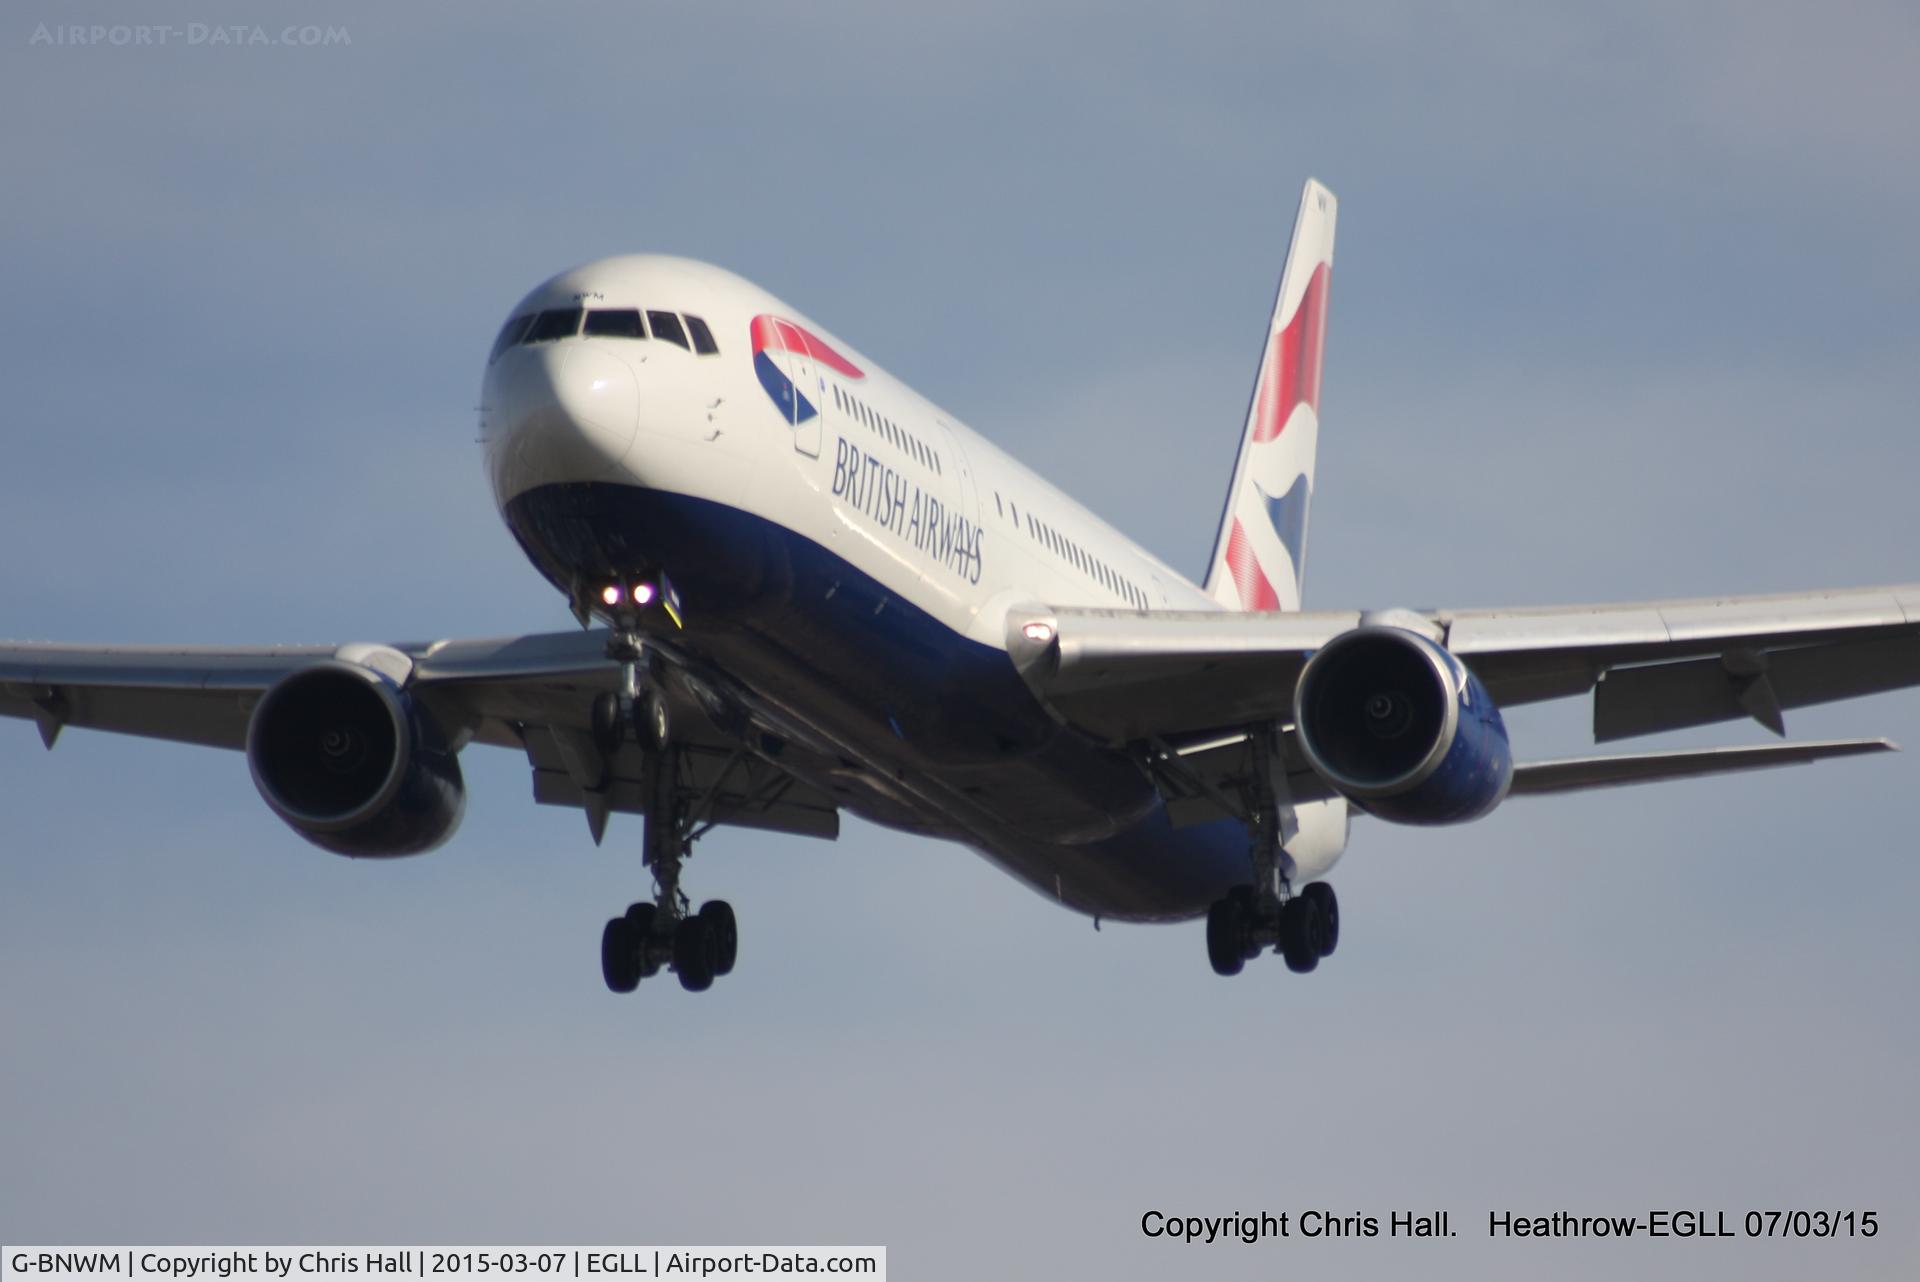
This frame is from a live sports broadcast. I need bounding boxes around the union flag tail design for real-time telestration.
[1202,179,1336,612]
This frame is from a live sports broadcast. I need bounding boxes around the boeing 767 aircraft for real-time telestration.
[6,181,1917,991]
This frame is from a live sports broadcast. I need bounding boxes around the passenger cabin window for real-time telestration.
[526,308,584,343]
[684,315,719,355]
[584,309,646,338]
[648,311,689,349]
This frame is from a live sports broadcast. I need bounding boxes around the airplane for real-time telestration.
[6,179,1918,993]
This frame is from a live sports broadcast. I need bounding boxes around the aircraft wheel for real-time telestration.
[699,900,738,976]
[1278,897,1321,974]
[591,691,625,757]
[674,915,717,992]
[1302,882,1339,957]
[621,901,658,973]
[636,688,671,752]
[1207,894,1250,977]
[601,916,642,993]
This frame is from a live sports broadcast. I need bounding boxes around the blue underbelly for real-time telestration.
[501,483,1251,919]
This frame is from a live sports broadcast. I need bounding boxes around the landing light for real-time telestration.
[599,585,621,607]
[1023,621,1055,643]
[633,582,656,606]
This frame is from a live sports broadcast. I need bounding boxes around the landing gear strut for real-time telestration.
[597,626,738,995]
[1204,728,1339,977]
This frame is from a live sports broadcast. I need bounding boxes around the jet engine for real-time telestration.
[1293,626,1511,825]
[246,660,465,856]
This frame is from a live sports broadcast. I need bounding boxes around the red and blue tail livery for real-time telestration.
[750,314,864,425]
[1203,180,1338,613]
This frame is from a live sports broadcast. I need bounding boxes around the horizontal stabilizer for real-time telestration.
[1509,737,1896,797]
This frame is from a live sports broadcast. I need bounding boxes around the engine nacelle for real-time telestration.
[246,660,465,857]
[1293,626,1512,825]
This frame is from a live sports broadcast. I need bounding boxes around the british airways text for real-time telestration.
[831,436,984,584]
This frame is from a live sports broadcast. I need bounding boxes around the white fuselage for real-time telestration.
[481,254,1344,920]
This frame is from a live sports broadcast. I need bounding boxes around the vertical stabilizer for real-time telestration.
[1202,179,1336,611]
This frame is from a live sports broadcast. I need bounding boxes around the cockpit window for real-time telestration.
[526,308,584,343]
[489,314,535,364]
[684,315,719,355]
[583,308,646,339]
[647,310,689,350]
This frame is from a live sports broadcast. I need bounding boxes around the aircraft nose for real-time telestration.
[498,343,640,478]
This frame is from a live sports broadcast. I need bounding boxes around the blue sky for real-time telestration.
[2,4,1918,1279]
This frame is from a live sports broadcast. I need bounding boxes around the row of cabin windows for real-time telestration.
[994,491,1148,608]
[489,307,719,363]
[833,384,942,476]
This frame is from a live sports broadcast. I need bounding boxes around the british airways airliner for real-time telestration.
[6,181,1917,991]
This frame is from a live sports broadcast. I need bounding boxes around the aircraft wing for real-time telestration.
[0,642,336,750]
[1007,582,1920,745]
[0,631,839,842]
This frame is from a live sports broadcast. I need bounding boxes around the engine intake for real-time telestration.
[1293,626,1512,825]
[247,660,465,856]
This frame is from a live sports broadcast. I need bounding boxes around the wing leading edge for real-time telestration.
[0,631,838,843]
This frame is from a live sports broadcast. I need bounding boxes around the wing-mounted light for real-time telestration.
[1005,607,1063,684]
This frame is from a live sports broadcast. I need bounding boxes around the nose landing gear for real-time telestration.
[596,619,739,996]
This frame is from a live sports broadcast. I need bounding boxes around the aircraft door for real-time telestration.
[782,338,823,458]
[931,417,980,523]
[931,417,984,585]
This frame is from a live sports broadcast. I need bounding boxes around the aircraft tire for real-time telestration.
[601,917,642,993]
[1302,882,1339,957]
[1278,898,1321,974]
[674,915,716,992]
[637,688,671,752]
[699,900,738,976]
[1207,896,1249,976]
[591,691,625,757]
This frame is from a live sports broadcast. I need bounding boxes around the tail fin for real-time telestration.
[1202,179,1337,612]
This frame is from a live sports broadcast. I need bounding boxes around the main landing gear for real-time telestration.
[1206,880,1339,977]
[597,627,738,995]
[1203,727,1340,977]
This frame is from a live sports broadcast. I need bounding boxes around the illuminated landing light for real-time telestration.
[632,582,657,606]
[1023,621,1055,643]
[599,584,622,607]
